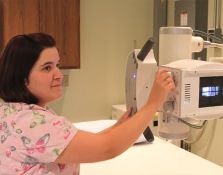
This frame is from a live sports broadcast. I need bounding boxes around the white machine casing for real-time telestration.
[157,26,223,140]
[125,49,157,114]
[160,59,223,120]
[125,48,158,142]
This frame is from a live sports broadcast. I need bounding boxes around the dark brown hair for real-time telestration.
[0,33,56,104]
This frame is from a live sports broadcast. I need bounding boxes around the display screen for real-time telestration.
[201,86,220,97]
[199,77,223,108]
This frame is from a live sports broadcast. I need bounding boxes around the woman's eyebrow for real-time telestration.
[40,62,53,67]
[40,58,60,67]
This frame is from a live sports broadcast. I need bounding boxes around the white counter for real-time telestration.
[80,136,223,175]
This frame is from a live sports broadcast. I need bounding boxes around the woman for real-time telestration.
[0,33,175,174]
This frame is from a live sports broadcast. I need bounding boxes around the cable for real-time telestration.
[183,120,208,144]
[193,30,221,41]
[210,42,223,49]
[179,118,207,129]
[193,29,223,43]
[182,117,223,144]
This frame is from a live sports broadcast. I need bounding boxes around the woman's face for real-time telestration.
[26,47,63,107]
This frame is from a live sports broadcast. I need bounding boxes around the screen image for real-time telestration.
[201,86,220,97]
[199,77,223,108]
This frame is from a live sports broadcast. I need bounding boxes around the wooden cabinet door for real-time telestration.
[0,0,80,69]
[0,0,39,50]
[39,0,80,68]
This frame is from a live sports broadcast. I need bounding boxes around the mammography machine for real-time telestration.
[125,26,223,140]
[159,59,223,139]
[158,27,223,139]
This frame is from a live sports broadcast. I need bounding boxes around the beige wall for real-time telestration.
[49,0,154,122]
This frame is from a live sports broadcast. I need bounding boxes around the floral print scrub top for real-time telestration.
[0,102,79,175]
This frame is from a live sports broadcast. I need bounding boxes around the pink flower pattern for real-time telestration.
[0,102,79,174]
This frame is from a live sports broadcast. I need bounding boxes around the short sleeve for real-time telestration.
[9,107,78,164]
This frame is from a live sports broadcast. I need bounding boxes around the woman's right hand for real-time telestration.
[147,69,175,109]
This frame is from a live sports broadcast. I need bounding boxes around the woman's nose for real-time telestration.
[54,67,63,80]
